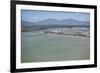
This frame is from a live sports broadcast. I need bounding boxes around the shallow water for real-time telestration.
[21,31,90,63]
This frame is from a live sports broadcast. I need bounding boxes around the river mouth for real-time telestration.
[21,31,90,63]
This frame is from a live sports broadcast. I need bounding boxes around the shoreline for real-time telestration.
[42,32,90,37]
[41,33,90,40]
[40,27,90,38]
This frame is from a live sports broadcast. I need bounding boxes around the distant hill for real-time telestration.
[22,19,90,26]
[21,21,37,27]
[21,19,90,31]
[37,19,61,25]
[60,19,89,25]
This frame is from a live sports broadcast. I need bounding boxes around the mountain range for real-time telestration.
[22,19,90,27]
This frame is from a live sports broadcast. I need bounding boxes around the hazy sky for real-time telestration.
[21,10,90,22]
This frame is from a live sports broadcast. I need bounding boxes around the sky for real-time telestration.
[21,10,90,22]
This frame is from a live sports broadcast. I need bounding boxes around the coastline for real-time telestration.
[39,27,90,38]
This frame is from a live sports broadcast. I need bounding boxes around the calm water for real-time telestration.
[21,31,90,63]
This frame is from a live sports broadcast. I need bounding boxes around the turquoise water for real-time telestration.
[21,31,90,63]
